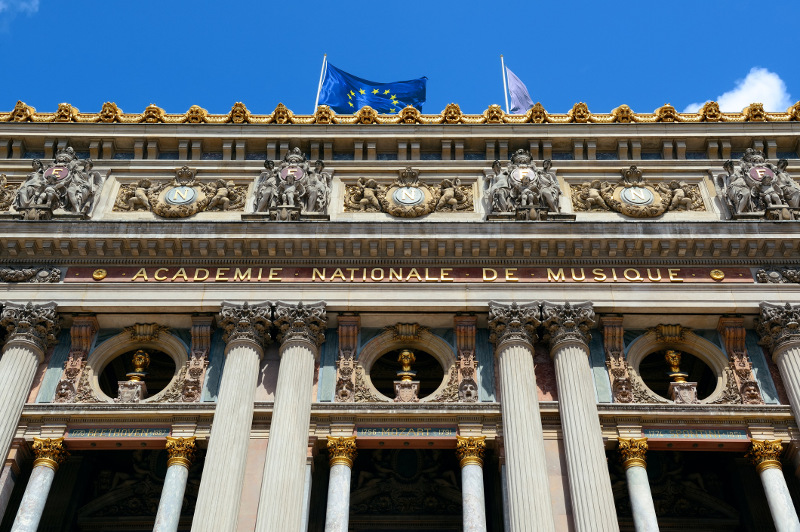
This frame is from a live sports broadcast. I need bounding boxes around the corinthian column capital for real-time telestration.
[166,436,197,469]
[218,301,272,352]
[327,436,357,468]
[274,301,327,348]
[618,437,648,469]
[0,302,60,356]
[757,302,800,358]
[455,435,486,468]
[540,301,596,352]
[747,438,783,473]
[487,301,540,349]
[32,437,68,471]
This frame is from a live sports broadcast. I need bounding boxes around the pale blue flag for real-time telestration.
[506,67,534,114]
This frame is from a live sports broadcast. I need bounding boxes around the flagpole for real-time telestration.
[500,55,510,114]
[313,54,327,112]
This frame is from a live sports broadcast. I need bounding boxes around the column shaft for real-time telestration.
[759,467,800,532]
[461,463,487,532]
[154,464,189,532]
[776,347,800,424]
[552,342,618,531]
[256,342,316,531]
[191,344,261,531]
[497,343,555,532]
[10,465,55,532]
[324,463,352,532]
[625,466,659,532]
[0,346,41,465]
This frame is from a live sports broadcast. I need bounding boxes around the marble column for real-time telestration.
[192,302,271,532]
[487,301,555,532]
[324,436,356,532]
[0,303,59,466]
[256,301,326,532]
[618,438,659,532]
[541,301,618,532]
[747,439,800,532]
[154,437,197,532]
[758,303,800,425]
[456,435,488,532]
[10,437,67,532]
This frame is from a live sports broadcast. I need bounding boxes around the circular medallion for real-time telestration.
[92,269,107,281]
[620,186,655,206]
[393,187,424,205]
[511,167,534,184]
[164,186,197,205]
[44,165,69,181]
[280,167,305,181]
[748,166,774,182]
[709,269,725,281]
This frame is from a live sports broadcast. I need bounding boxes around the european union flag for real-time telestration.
[318,63,427,115]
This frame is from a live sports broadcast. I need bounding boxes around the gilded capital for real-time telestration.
[618,437,648,470]
[274,301,327,348]
[32,437,68,471]
[327,436,357,468]
[0,302,60,355]
[541,301,596,351]
[455,435,486,468]
[166,436,197,469]
[487,301,540,349]
[747,439,783,473]
[757,302,800,357]
[218,301,272,349]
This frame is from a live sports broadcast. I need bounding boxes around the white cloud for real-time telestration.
[0,0,39,15]
[683,67,793,113]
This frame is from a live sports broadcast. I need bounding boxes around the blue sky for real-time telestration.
[1,0,798,116]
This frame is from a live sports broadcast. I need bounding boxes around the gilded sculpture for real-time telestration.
[12,148,105,220]
[572,165,703,217]
[227,102,251,124]
[715,148,799,220]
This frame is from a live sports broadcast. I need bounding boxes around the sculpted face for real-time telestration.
[314,105,333,124]
[186,105,207,123]
[529,103,547,123]
[571,102,590,122]
[485,104,503,123]
[99,102,119,123]
[143,104,164,123]
[701,101,721,121]
[443,103,461,123]
[399,106,419,124]
[613,105,633,123]
[230,102,249,124]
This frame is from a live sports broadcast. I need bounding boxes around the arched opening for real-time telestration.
[369,348,444,400]
[98,349,177,399]
[638,350,716,400]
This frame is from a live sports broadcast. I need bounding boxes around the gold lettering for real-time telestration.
[593,268,607,281]
[131,268,148,281]
[425,268,438,282]
[347,268,359,281]
[153,268,168,281]
[570,268,585,281]
[505,268,519,282]
[406,268,422,281]
[234,268,252,281]
[362,269,367,281]
[483,268,498,281]
[215,268,230,281]
[390,268,403,281]
[647,268,662,281]
[612,268,618,281]
[194,268,210,281]
[370,268,384,281]
[547,268,566,282]
[171,268,189,282]
[623,268,643,282]
[331,268,345,281]
[313,268,326,281]
[171,188,190,201]
[268,268,283,281]
[668,268,684,282]
[440,268,453,281]
[257,267,263,280]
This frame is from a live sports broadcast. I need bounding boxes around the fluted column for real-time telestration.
[758,303,800,425]
[154,437,197,532]
[256,301,326,532]
[747,439,800,532]
[192,302,271,532]
[456,435,488,532]
[541,301,618,532]
[11,438,67,532]
[324,436,356,532]
[618,438,659,532]
[488,301,554,532]
[0,303,59,465]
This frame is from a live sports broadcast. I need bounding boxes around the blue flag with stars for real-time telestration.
[318,63,427,115]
